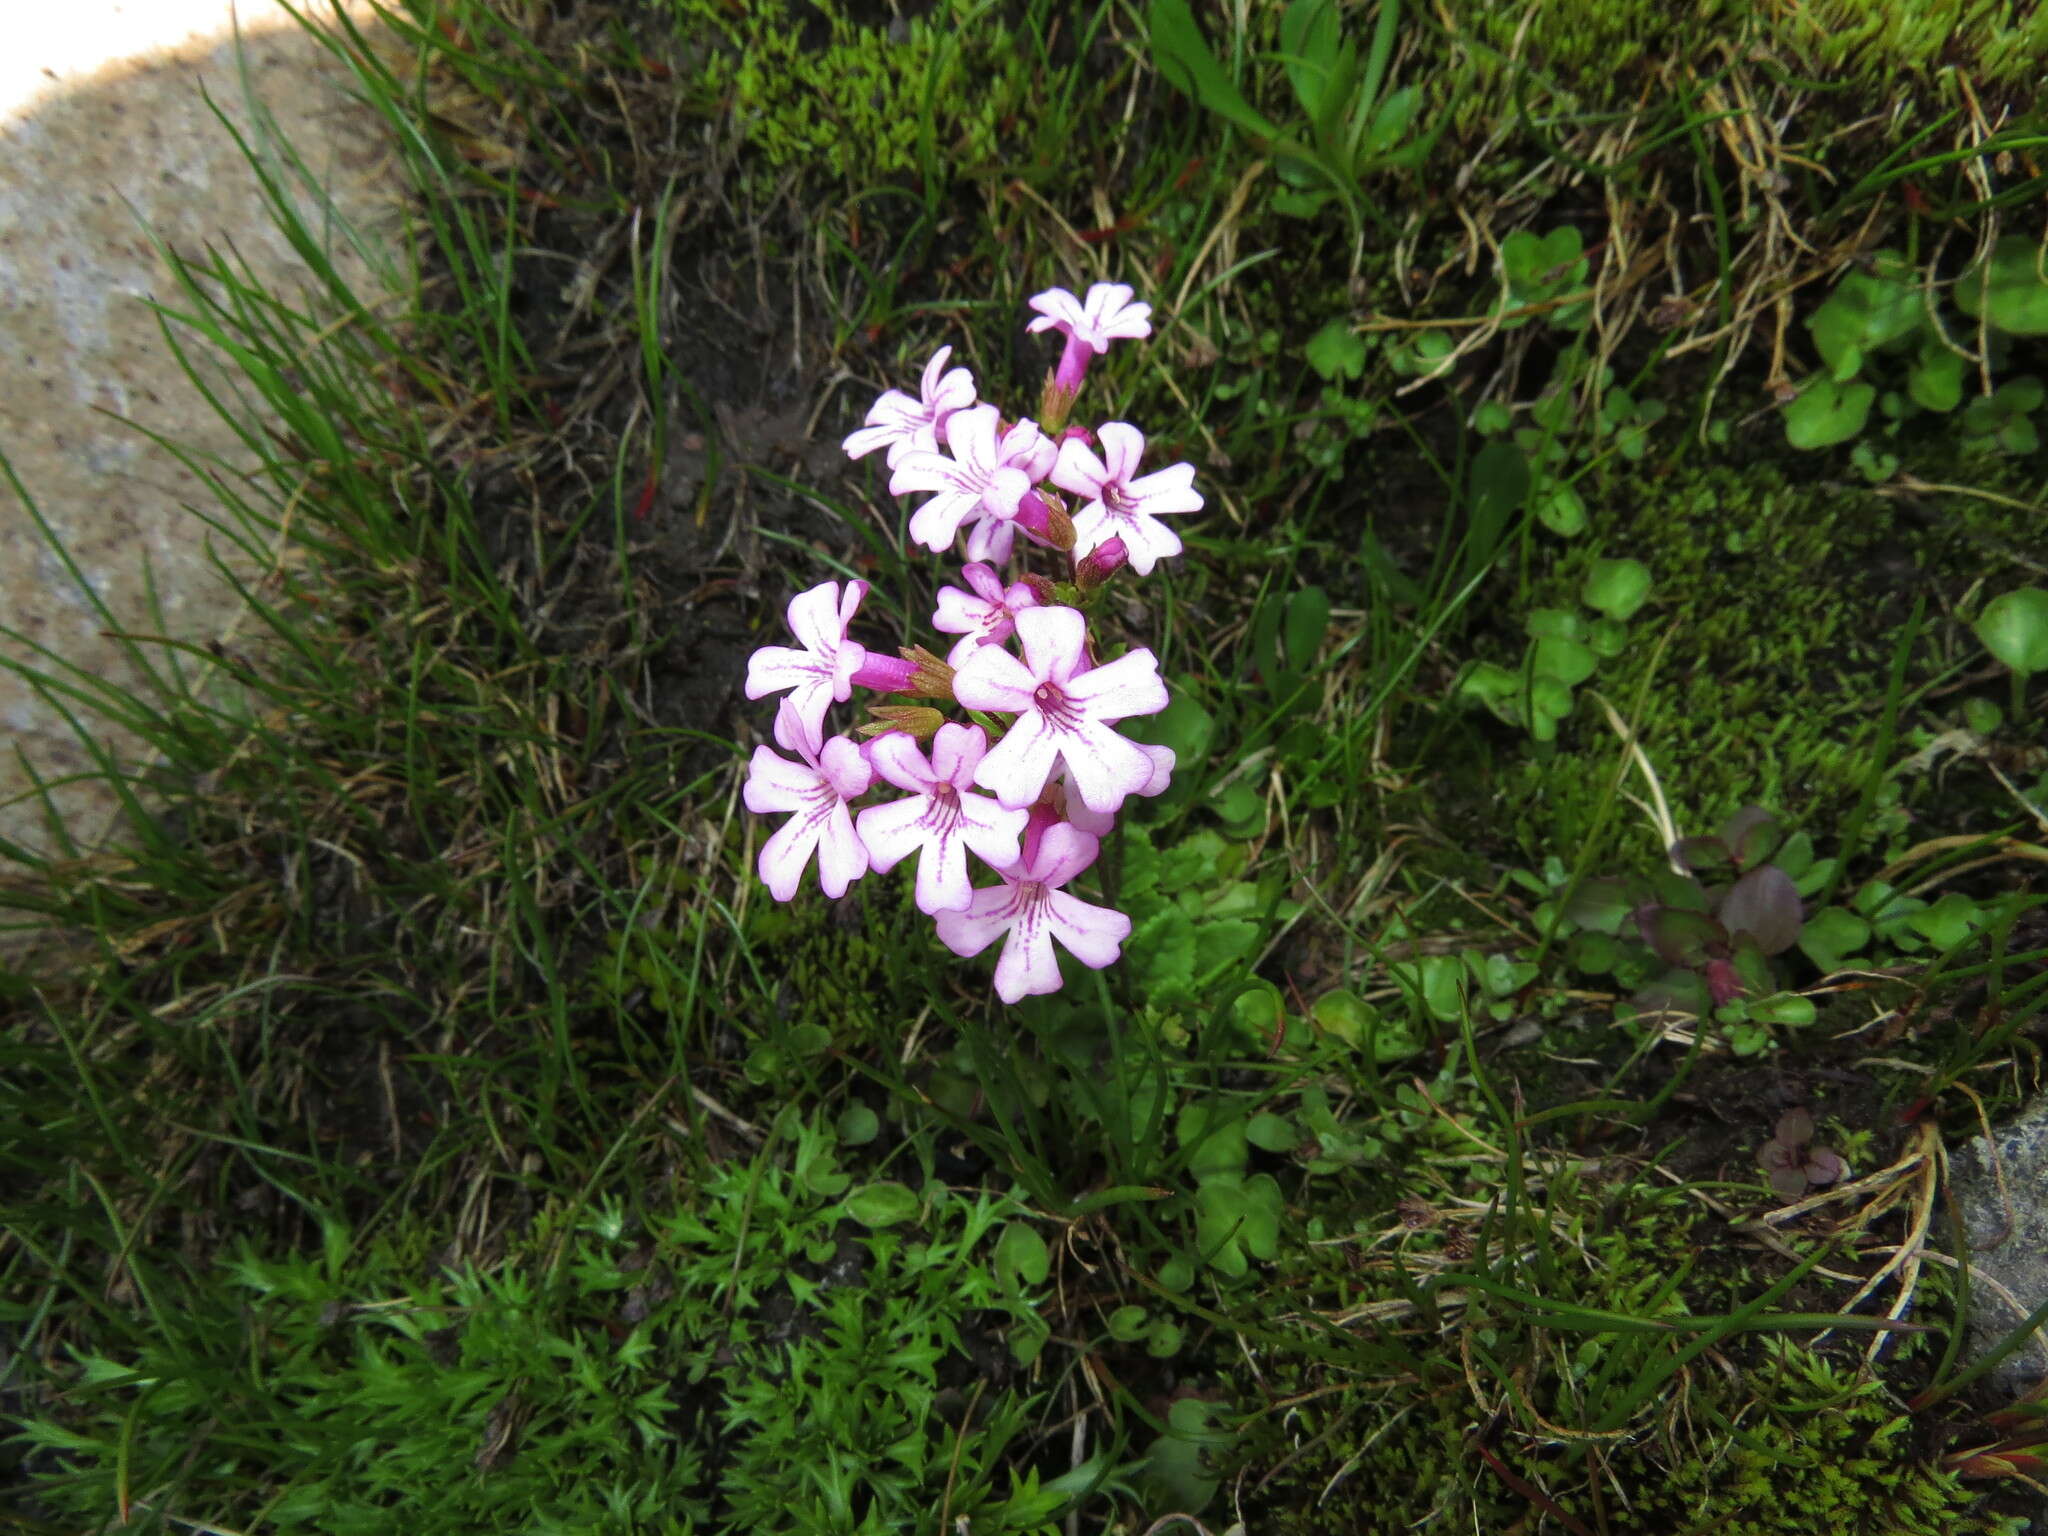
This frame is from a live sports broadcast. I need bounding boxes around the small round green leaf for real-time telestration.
[1582,557,1653,620]
[843,1181,920,1228]
[1975,588,2048,678]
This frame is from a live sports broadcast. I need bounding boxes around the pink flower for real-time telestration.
[744,700,875,900]
[1027,284,1153,391]
[952,606,1168,815]
[855,723,1028,915]
[841,345,977,468]
[1062,743,1175,835]
[932,562,1041,668]
[889,404,1056,555]
[744,580,869,741]
[934,823,1132,1003]
[1050,423,1200,575]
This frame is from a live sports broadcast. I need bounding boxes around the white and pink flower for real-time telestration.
[933,822,1132,1003]
[889,404,1056,556]
[743,580,868,742]
[856,724,1028,916]
[1027,283,1153,392]
[743,700,875,901]
[952,606,1168,816]
[841,345,976,468]
[931,562,1041,669]
[1050,422,1200,575]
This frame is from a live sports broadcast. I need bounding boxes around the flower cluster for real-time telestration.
[741,283,1201,1002]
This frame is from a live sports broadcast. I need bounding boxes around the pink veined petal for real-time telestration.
[943,403,1000,474]
[1058,719,1158,816]
[889,449,972,497]
[1065,647,1168,720]
[744,644,822,700]
[914,829,974,916]
[758,812,825,902]
[866,732,935,795]
[934,883,1021,959]
[962,515,1016,565]
[1025,287,1086,335]
[771,695,824,757]
[957,796,1028,870]
[983,464,1033,518]
[972,710,1063,810]
[743,746,816,815]
[1137,743,1177,796]
[786,580,856,655]
[854,793,928,872]
[928,721,985,785]
[1128,462,1202,511]
[1095,421,1146,481]
[818,736,875,799]
[1045,888,1131,969]
[918,346,954,404]
[813,804,870,897]
[992,910,1064,1003]
[842,422,901,461]
[1049,437,1111,499]
[1011,606,1089,687]
[908,491,983,553]
[962,562,1006,604]
[951,642,1042,714]
[932,586,990,637]
[1029,823,1100,887]
[1063,793,1115,837]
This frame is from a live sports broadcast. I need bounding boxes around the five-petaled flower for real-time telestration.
[890,404,1057,560]
[1027,283,1153,391]
[841,345,976,468]
[953,605,1168,815]
[744,579,868,741]
[931,562,1041,668]
[934,822,1132,1003]
[856,723,1029,916]
[1051,422,1201,576]
[744,700,875,901]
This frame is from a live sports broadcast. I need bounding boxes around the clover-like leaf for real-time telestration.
[1582,557,1653,621]
[1955,235,2048,336]
[1798,905,1871,972]
[1783,375,1875,449]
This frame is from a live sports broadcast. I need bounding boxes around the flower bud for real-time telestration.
[858,705,945,740]
[900,645,957,702]
[1075,535,1129,593]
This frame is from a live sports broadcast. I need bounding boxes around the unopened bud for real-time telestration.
[1075,535,1129,593]
[1013,490,1076,553]
[901,645,957,702]
[1018,573,1058,606]
[1039,370,1079,437]
[858,705,944,740]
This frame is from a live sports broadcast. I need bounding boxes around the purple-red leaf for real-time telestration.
[1636,905,1725,968]
[1721,806,1780,869]
[1719,865,1804,955]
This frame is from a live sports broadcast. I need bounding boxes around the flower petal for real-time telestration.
[992,911,1064,1002]
[973,710,1063,810]
[743,746,816,814]
[1058,719,1158,815]
[758,812,824,902]
[929,722,985,785]
[813,804,870,897]
[1065,647,1168,721]
[1011,606,1089,687]
[914,827,974,915]
[854,793,928,872]
[1046,888,1131,969]
[934,883,1019,959]
[951,642,1040,714]
[867,731,935,795]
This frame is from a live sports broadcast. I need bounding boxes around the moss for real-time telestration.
[1436,0,2048,120]
[670,0,1035,186]
[1450,437,2041,863]
[1241,1185,2021,1535]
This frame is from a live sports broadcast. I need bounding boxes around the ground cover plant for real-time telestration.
[3,0,2047,1531]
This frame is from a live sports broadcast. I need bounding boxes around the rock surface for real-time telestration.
[1,2,392,862]
[1947,1091,2048,1394]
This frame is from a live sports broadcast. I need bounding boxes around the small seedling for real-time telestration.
[1758,1108,1848,1201]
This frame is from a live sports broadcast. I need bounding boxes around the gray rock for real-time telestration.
[1947,1094,2048,1392]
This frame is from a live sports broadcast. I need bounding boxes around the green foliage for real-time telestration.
[1145,0,1442,229]
[1782,247,2046,460]
[671,0,1034,186]
[13,1118,1065,1536]
[1456,561,1652,742]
